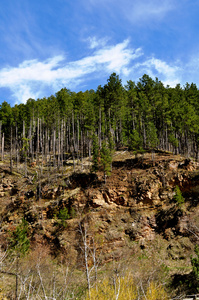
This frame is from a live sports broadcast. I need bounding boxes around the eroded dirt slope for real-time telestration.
[0,151,198,272]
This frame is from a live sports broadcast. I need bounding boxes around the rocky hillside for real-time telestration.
[0,150,199,297]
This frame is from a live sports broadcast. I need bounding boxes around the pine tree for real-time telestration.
[129,129,142,151]
[173,186,184,207]
[9,218,30,257]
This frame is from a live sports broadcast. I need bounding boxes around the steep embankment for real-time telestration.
[0,151,199,292]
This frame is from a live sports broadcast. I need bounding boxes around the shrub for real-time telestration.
[173,186,184,206]
[85,274,137,300]
[56,207,70,227]
[58,207,70,221]
[9,218,30,257]
[145,281,168,300]
[191,245,199,291]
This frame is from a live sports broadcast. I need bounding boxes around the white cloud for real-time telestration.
[149,58,181,86]
[131,57,181,87]
[179,54,199,86]
[87,36,108,49]
[2,36,193,104]
[0,39,142,103]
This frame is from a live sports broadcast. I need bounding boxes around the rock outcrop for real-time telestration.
[0,151,198,266]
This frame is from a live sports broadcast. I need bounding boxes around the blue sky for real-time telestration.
[1,0,199,106]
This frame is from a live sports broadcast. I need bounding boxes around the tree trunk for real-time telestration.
[2,133,4,161]
[77,118,79,161]
[36,118,40,164]
[53,128,56,169]
[15,125,19,169]
[58,125,60,170]
[81,130,83,170]
[10,127,13,173]
[99,106,102,149]
[0,121,1,160]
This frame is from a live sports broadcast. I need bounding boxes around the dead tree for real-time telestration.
[78,220,100,298]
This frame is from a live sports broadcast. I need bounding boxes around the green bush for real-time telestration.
[58,207,70,221]
[55,207,76,228]
[9,218,30,256]
[173,186,184,206]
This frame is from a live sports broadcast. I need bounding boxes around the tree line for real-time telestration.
[1,73,199,171]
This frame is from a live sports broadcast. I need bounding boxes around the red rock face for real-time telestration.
[0,151,199,267]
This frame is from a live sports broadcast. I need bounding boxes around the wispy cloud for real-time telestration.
[132,57,181,87]
[180,54,199,85]
[86,36,109,49]
[2,34,196,105]
[0,39,142,103]
[124,0,175,22]
[86,0,176,23]
[142,56,199,87]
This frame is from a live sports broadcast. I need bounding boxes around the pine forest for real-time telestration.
[1,73,199,170]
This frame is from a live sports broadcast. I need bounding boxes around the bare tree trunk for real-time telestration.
[61,119,65,166]
[15,125,19,169]
[2,133,4,161]
[72,147,76,173]
[29,120,32,162]
[23,121,27,177]
[53,128,56,170]
[40,119,43,168]
[165,124,168,151]
[119,118,122,146]
[143,119,146,148]
[81,130,83,170]
[79,223,91,298]
[36,118,40,164]
[72,113,76,172]
[10,127,13,173]
[45,126,48,164]
[77,118,80,161]
[0,121,1,160]
[87,131,91,161]
[32,117,35,162]
[99,107,102,149]
[72,113,75,152]
[58,121,61,170]
[66,119,69,153]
